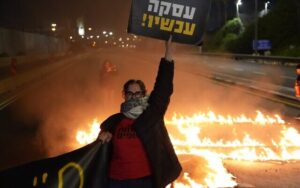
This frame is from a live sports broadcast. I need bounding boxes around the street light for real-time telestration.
[78,27,85,36]
[51,23,57,33]
[254,0,258,54]
[264,1,270,15]
[236,0,242,17]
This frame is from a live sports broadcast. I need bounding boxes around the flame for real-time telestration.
[76,110,299,187]
[76,119,101,145]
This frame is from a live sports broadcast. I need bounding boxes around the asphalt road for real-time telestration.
[0,48,299,187]
[199,56,297,88]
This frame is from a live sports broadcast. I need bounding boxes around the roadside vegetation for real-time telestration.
[204,0,300,57]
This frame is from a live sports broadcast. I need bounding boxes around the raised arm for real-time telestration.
[133,36,174,132]
[165,35,173,62]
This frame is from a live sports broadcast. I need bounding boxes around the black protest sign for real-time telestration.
[128,0,212,45]
[0,141,110,188]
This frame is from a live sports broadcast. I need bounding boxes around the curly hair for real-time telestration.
[123,79,147,96]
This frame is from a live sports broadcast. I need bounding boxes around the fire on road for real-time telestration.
[76,110,299,187]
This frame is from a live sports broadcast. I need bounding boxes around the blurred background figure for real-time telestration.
[10,57,17,75]
[101,59,117,74]
[295,64,300,98]
[99,59,118,113]
[295,64,300,120]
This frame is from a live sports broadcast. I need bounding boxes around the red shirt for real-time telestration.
[109,118,151,179]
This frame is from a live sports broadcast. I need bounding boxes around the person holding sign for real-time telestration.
[98,36,182,188]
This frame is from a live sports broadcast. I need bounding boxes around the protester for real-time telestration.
[97,36,182,188]
[295,64,300,98]
[99,59,118,113]
[294,64,300,120]
[10,57,17,75]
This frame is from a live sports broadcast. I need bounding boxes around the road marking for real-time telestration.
[233,68,244,72]
[0,94,18,110]
[214,79,300,110]
[253,71,266,75]
[281,76,295,80]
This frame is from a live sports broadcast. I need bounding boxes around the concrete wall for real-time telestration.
[0,28,69,56]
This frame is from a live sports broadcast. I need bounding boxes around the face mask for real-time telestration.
[120,96,149,119]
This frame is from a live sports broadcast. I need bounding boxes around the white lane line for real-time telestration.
[233,68,244,72]
[252,71,266,75]
[281,76,295,80]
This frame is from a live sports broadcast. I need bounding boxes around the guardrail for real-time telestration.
[0,52,69,68]
[200,52,300,65]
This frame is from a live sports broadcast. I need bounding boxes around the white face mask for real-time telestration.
[120,96,149,119]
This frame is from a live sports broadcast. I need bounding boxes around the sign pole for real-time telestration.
[254,0,258,54]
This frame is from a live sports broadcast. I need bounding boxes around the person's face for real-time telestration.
[123,83,144,101]
[297,68,300,75]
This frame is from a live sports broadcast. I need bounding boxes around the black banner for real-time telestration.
[128,0,212,45]
[0,141,109,187]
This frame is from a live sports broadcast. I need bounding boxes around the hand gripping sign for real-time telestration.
[128,0,212,45]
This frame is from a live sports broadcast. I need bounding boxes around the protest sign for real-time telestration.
[128,0,212,44]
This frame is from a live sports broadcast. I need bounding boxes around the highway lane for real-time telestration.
[199,56,297,88]
[0,55,70,80]
[0,48,299,181]
[191,56,297,98]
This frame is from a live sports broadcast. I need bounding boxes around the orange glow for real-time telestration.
[76,110,298,187]
[76,119,101,145]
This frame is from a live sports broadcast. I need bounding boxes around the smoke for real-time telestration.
[12,47,161,156]
[167,54,288,118]
[14,44,291,158]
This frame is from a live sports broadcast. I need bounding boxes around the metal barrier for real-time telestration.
[201,52,300,65]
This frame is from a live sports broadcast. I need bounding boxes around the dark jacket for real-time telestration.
[100,58,182,188]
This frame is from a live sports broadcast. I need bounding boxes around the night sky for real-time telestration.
[0,0,277,33]
[0,0,132,32]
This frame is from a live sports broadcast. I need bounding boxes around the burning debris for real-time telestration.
[75,110,299,187]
